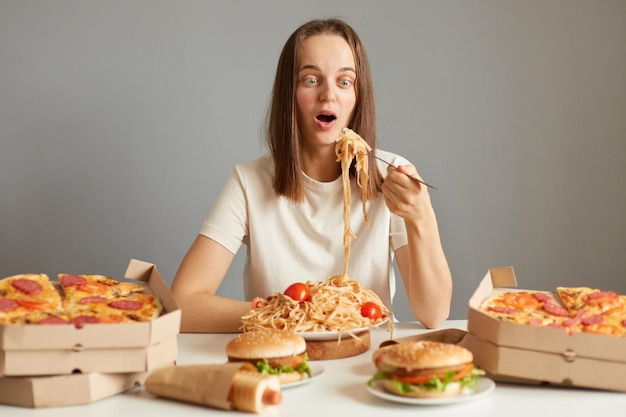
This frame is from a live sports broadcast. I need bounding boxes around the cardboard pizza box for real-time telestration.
[465,267,626,392]
[0,334,177,376]
[0,370,154,408]
[0,259,181,377]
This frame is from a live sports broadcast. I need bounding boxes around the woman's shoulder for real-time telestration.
[229,152,272,171]
[230,152,273,181]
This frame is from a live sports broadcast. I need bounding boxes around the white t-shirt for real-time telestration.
[200,150,409,312]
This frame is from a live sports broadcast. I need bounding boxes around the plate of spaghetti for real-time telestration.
[240,275,390,335]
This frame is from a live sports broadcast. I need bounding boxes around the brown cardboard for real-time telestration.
[0,371,151,408]
[1,335,178,376]
[0,259,181,377]
[466,267,626,392]
[378,328,468,347]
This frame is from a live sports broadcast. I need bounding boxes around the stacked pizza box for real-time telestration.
[0,259,181,408]
[463,267,626,393]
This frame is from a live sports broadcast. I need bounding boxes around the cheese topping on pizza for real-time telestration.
[0,273,163,327]
[480,287,626,336]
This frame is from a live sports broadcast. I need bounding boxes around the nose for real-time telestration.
[320,82,336,102]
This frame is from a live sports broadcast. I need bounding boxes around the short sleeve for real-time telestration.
[199,166,248,255]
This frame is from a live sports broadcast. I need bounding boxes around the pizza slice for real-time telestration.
[58,273,146,303]
[0,274,67,325]
[556,287,626,336]
[63,292,164,327]
[0,273,64,317]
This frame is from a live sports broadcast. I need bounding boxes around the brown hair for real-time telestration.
[266,18,383,202]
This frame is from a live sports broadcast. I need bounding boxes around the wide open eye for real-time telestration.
[338,78,353,88]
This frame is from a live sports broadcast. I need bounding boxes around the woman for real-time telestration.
[171,18,452,332]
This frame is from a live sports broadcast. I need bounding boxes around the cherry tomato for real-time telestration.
[284,282,310,302]
[360,301,383,320]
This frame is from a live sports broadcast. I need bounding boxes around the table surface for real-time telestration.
[2,320,625,416]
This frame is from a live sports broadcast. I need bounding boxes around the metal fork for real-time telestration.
[372,155,438,190]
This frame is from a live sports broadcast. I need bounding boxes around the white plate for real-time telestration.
[282,365,325,388]
[366,377,495,405]
[297,320,389,341]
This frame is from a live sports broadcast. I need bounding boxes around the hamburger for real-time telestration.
[225,329,311,384]
[368,340,484,398]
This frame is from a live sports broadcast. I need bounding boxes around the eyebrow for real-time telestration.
[298,64,356,74]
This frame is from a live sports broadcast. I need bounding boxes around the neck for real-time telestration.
[301,145,341,182]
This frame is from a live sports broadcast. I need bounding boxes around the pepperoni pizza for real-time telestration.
[0,274,66,324]
[556,287,626,337]
[480,287,626,336]
[0,273,163,327]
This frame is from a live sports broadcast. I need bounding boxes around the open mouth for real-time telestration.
[316,113,337,123]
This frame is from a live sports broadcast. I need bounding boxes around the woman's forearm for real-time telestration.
[177,291,251,333]
[399,213,452,328]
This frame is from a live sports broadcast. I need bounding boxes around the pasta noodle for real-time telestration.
[240,128,390,336]
[335,127,371,277]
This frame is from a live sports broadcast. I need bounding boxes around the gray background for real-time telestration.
[1,0,625,321]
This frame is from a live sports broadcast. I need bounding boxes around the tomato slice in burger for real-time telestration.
[284,282,310,302]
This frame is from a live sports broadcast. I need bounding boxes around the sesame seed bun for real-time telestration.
[376,341,473,371]
[225,329,306,359]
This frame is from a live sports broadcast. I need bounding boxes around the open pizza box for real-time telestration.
[0,259,181,377]
[464,266,626,393]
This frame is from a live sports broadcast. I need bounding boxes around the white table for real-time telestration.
[2,320,625,416]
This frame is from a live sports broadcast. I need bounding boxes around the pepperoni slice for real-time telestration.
[574,309,591,319]
[0,298,20,312]
[563,317,581,327]
[12,279,43,295]
[542,302,570,317]
[532,292,553,303]
[581,314,604,326]
[79,296,107,304]
[587,290,618,300]
[38,316,69,325]
[108,300,142,311]
[71,315,100,329]
[488,305,519,314]
[60,274,87,287]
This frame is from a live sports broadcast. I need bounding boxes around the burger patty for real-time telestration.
[385,363,469,378]
[228,353,306,370]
